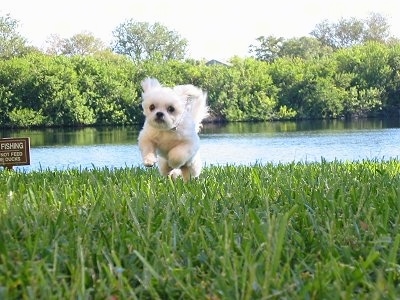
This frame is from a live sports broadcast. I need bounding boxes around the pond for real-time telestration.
[1,119,399,171]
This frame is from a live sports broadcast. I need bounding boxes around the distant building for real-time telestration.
[205,59,232,67]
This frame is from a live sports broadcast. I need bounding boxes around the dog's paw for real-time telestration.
[143,154,157,167]
[168,169,182,179]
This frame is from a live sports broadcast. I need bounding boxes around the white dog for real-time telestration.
[138,77,209,181]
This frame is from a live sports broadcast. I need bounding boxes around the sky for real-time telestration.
[2,0,400,61]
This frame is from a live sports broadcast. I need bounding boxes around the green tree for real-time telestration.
[363,12,391,43]
[311,13,394,49]
[249,36,333,61]
[280,37,333,59]
[25,54,95,126]
[310,18,364,49]
[299,77,346,118]
[333,42,391,117]
[335,42,391,89]
[111,20,187,61]
[0,14,30,59]
[72,54,139,125]
[249,36,284,62]
[45,32,107,55]
[268,57,306,114]
[385,44,400,113]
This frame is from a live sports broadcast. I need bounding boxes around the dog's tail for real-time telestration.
[191,91,209,132]
[174,85,209,132]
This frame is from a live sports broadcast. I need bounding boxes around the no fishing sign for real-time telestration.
[0,137,30,169]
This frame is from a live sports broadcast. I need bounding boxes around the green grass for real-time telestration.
[1,160,400,299]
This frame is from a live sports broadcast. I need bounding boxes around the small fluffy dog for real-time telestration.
[138,77,209,181]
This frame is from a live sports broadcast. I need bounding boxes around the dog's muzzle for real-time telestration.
[156,112,164,119]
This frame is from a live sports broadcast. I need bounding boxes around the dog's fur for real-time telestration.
[138,77,209,181]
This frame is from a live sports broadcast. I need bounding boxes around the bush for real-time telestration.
[8,108,45,127]
[0,41,399,128]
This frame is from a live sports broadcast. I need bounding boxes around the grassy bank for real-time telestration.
[1,160,400,299]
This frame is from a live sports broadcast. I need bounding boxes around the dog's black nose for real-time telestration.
[156,112,164,118]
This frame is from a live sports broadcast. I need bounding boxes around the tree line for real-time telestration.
[0,13,399,128]
[1,41,399,128]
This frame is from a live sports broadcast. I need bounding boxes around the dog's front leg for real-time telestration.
[138,136,157,167]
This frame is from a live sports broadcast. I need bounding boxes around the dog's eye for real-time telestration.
[149,104,155,111]
[167,106,175,113]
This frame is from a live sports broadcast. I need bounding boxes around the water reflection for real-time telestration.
[1,119,399,171]
[1,126,141,147]
[202,118,400,134]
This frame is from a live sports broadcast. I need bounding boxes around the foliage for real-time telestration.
[311,17,364,49]
[279,36,333,60]
[250,36,333,62]
[138,57,279,121]
[0,12,399,127]
[310,13,394,49]
[334,42,393,116]
[0,52,139,127]
[1,160,400,298]
[111,20,188,61]
[44,32,107,56]
[385,43,400,112]
[250,14,395,63]
[71,54,139,125]
[249,35,284,62]
[1,40,400,127]
[8,108,45,127]
[0,14,31,59]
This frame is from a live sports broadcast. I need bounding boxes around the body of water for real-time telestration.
[1,119,399,171]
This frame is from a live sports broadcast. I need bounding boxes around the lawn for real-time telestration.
[1,160,399,299]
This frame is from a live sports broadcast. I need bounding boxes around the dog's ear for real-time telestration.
[141,77,161,92]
